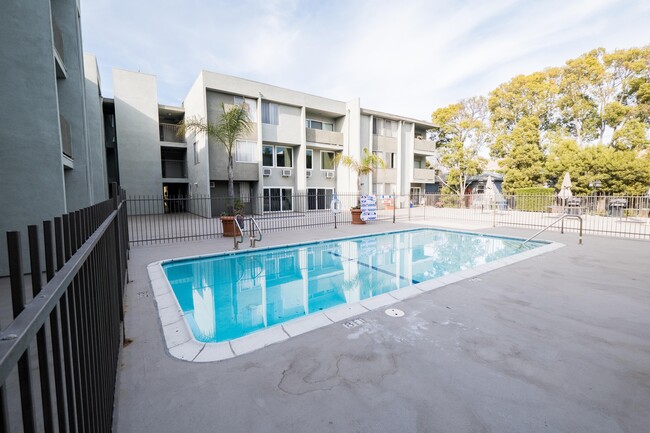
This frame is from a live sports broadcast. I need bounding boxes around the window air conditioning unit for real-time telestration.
[325,171,334,179]
[306,170,312,178]
[282,169,292,177]
[263,168,272,177]
[209,181,216,188]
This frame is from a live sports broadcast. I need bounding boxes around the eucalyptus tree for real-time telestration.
[430,96,489,195]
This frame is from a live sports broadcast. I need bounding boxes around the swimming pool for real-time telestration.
[149,228,558,361]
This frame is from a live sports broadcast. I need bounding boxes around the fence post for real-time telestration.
[7,231,38,433]
[110,183,125,323]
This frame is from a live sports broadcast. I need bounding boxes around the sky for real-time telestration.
[81,0,649,121]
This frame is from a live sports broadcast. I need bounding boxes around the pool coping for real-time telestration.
[146,228,564,363]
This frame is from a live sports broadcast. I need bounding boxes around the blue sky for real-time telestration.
[82,0,649,120]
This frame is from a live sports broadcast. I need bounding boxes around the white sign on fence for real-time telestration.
[360,194,377,221]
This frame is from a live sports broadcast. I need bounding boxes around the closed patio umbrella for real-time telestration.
[558,172,573,204]
[485,175,497,206]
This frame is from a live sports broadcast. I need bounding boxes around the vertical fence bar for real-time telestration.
[7,232,37,433]
[28,225,55,433]
[44,220,70,433]
[57,215,79,433]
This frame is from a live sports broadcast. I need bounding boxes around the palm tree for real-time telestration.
[336,148,385,207]
[179,102,252,214]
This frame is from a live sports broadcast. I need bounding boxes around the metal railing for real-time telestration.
[161,159,187,179]
[249,217,262,247]
[60,115,72,159]
[52,18,64,61]
[125,192,650,246]
[0,183,129,433]
[520,214,583,247]
[159,123,184,143]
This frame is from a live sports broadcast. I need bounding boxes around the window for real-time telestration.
[307,188,333,210]
[321,151,335,170]
[264,188,293,212]
[275,146,293,168]
[306,149,313,169]
[233,96,257,122]
[235,140,257,163]
[262,101,279,125]
[390,153,397,169]
[262,145,274,167]
[193,141,199,165]
[306,119,334,131]
[372,118,398,137]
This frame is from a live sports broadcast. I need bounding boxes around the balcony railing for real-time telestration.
[52,18,64,61]
[161,159,187,178]
[159,123,185,143]
[414,138,436,153]
[60,114,72,158]
[305,128,343,146]
[413,168,436,182]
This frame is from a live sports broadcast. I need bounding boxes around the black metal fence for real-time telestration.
[0,184,128,433]
[126,192,650,246]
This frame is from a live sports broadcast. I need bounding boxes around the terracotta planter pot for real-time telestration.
[221,216,242,237]
[350,208,365,225]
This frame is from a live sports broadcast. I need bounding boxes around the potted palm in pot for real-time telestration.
[179,102,252,236]
[335,148,385,224]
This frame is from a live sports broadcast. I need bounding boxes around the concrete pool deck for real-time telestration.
[116,221,650,433]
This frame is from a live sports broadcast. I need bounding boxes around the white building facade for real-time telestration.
[108,69,437,216]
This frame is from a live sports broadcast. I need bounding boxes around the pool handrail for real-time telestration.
[519,213,583,247]
[233,215,245,249]
[249,216,262,247]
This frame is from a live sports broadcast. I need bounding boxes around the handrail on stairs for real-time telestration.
[519,213,583,247]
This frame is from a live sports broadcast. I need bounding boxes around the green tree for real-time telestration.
[335,148,385,206]
[545,135,581,189]
[558,49,603,145]
[489,69,560,134]
[430,96,489,195]
[180,102,252,214]
[496,116,546,192]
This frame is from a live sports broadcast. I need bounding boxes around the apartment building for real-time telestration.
[109,69,437,217]
[0,0,107,274]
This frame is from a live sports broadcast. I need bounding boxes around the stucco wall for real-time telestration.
[52,0,93,211]
[84,54,108,201]
[0,0,66,274]
[113,69,163,201]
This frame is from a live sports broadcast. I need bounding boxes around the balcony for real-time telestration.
[413,168,437,182]
[414,138,436,154]
[52,18,66,78]
[375,168,397,183]
[60,114,72,158]
[159,123,185,144]
[161,159,187,179]
[306,128,343,147]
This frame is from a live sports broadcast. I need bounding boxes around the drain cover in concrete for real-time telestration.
[385,308,405,317]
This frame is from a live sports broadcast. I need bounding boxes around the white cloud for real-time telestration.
[82,0,650,121]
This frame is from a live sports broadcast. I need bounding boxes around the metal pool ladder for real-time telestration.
[519,213,583,247]
[233,216,263,250]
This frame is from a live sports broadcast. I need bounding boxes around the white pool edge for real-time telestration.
[147,237,564,363]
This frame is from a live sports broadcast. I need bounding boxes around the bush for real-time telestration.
[514,187,554,212]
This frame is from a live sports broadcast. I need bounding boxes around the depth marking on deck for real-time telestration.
[342,318,366,329]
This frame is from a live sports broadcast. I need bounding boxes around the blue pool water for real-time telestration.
[162,229,542,343]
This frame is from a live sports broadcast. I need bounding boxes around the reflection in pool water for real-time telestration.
[162,229,541,342]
